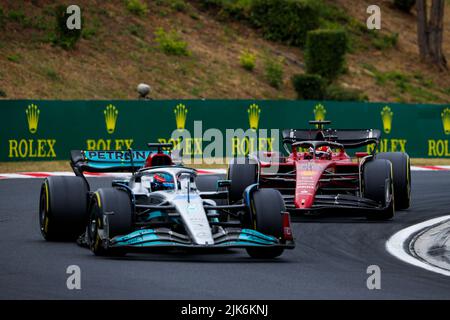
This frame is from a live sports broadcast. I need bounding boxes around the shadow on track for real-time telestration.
[98,248,293,263]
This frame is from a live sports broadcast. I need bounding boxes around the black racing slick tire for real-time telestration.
[245,188,285,259]
[362,159,395,221]
[87,188,133,256]
[195,174,228,222]
[375,152,411,210]
[228,158,258,204]
[39,176,88,241]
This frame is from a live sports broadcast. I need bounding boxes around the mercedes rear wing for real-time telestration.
[70,150,152,175]
[70,143,176,176]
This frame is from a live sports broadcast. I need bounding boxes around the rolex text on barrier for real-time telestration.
[0,100,449,161]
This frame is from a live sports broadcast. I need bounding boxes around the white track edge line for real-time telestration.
[385,215,450,277]
[0,169,227,178]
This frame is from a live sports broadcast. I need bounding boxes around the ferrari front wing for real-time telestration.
[284,194,392,214]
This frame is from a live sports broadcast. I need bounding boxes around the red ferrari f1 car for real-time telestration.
[227,120,411,220]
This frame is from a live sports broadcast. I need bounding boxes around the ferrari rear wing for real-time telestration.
[282,128,381,148]
[70,150,152,174]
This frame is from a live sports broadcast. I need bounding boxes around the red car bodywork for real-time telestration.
[261,151,367,208]
[253,126,383,213]
[258,150,367,212]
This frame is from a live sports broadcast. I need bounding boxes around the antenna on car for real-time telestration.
[309,120,331,130]
[147,142,173,154]
[187,180,190,203]
[128,148,136,176]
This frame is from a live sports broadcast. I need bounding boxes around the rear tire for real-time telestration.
[375,152,410,210]
[228,158,258,204]
[87,188,133,256]
[245,189,285,259]
[362,159,395,221]
[39,176,88,241]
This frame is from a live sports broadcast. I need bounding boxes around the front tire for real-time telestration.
[245,188,285,258]
[87,188,133,256]
[362,159,395,221]
[228,158,258,204]
[375,152,410,210]
[39,176,88,241]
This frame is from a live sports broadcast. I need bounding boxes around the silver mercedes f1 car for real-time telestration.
[39,144,295,259]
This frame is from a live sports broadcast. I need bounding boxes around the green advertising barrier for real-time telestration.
[0,99,449,161]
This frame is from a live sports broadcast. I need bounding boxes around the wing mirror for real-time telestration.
[112,179,130,187]
[355,152,369,158]
[217,180,231,188]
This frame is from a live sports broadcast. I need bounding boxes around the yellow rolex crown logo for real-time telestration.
[174,103,188,130]
[442,107,450,135]
[104,104,118,134]
[248,104,261,130]
[26,104,40,134]
[313,104,326,128]
[381,106,393,134]
[313,104,326,122]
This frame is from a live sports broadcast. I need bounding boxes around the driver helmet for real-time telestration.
[316,146,332,159]
[152,172,175,191]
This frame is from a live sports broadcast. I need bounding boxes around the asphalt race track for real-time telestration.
[1,172,449,299]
